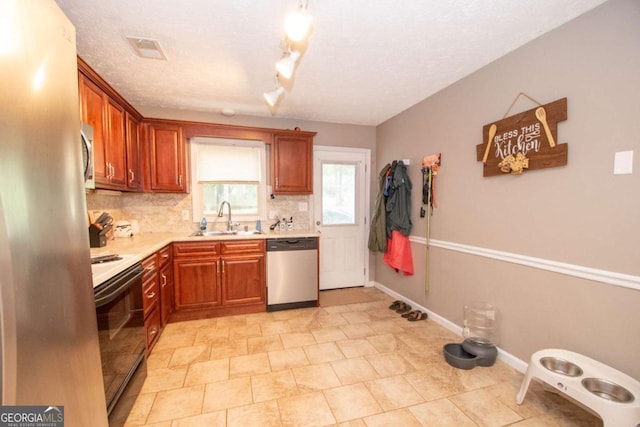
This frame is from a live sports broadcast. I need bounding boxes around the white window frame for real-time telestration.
[190,137,267,223]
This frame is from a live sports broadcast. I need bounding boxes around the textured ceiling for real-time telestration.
[55,0,607,126]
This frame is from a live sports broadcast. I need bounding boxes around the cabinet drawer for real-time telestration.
[221,239,265,255]
[173,241,219,257]
[142,275,159,318]
[145,307,161,351]
[142,254,158,280]
[158,245,171,267]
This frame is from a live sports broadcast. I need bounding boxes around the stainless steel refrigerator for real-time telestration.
[0,1,109,425]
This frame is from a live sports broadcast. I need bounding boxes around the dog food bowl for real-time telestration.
[443,343,477,370]
[517,349,640,427]
[582,378,635,403]
[540,356,584,377]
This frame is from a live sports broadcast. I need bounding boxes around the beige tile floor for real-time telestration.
[125,287,602,427]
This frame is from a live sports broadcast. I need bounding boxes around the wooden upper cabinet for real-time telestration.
[272,133,314,194]
[79,74,108,186]
[78,58,144,192]
[104,98,127,188]
[125,113,143,191]
[147,122,187,193]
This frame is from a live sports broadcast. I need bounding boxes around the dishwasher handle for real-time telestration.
[266,237,317,251]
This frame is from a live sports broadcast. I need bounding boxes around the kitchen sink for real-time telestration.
[194,230,263,236]
[203,230,237,236]
[237,230,263,235]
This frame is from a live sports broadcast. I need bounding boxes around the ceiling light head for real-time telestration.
[275,50,301,80]
[284,2,312,42]
[263,86,285,107]
[263,75,285,107]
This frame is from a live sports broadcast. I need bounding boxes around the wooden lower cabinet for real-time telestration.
[221,255,265,306]
[158,245,173,328]
[141,254,161,353]
[173,255,221,311]
[172,240,266,321]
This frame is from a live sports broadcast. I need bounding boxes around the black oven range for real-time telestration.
[93,262,146,427]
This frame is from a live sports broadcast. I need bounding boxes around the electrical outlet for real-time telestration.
[298,202,308,212]
[269,210,278,219]
[181,210,190,221]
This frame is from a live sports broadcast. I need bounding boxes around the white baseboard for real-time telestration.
[373,281,528,373]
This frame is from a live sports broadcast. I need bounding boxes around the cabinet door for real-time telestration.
[173,256,221,310]
[79,74,108,186]
[148,123,186,192]
[125,112,143,191]
[273,134,313,194]
[221,254,265,306]
[144,307,161,352]
[104,98,127,188]
[142,272,159,319]
[159,262,173,327]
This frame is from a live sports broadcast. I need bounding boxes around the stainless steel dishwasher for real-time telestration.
[267,237,318,311]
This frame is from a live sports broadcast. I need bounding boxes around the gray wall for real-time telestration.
[375,0,640,379]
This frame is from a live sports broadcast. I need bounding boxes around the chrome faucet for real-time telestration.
[218,201,233,231]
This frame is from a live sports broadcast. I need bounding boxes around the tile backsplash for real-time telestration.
[86,190,313,235]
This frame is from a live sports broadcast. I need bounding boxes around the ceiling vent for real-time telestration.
[126,36,166,60]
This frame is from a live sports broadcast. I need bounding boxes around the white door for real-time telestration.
[313,146,370,290]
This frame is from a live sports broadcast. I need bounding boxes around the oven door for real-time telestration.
[94,264,146,425]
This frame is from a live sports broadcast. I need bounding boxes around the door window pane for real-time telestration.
[322,163,356,225]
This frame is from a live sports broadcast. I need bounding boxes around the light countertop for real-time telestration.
[90,230,319,287]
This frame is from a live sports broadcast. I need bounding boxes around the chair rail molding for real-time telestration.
[409,236,640,292]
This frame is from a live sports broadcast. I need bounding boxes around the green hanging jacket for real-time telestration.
[368,163,391,252]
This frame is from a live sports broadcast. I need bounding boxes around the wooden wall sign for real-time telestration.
[476,97,568,177]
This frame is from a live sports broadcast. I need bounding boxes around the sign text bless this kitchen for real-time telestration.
[475,97,568,177]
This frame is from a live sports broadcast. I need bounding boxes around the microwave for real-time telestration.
[81,122,95,189]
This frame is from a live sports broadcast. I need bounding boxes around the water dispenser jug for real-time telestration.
[462,301,498,346]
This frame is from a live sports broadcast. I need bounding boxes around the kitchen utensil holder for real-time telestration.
[89,224,108,247]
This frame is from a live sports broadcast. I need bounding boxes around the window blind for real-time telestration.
[194,140,263,182]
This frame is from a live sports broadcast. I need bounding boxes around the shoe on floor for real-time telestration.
[388,300,403,310]
[402,310,420,318]
[395,302,412,314]
[407,310,427,321]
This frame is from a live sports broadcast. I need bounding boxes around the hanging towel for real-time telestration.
[383,231,414,275]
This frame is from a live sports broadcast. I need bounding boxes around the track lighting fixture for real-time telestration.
[275,49,301,80]
[284,0,312,42]
[262,1,312,109]
[263,75,285,107]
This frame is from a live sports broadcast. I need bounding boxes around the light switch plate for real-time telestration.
[613,150,633,175]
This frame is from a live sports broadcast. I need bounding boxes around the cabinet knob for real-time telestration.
[146,291,156,299]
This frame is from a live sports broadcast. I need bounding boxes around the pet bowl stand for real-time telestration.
[516,349,640,427]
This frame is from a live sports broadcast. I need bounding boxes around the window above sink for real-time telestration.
[190,138,268,223]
